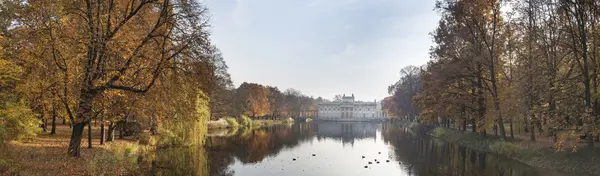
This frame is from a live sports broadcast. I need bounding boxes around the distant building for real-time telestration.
[317,94,383,120]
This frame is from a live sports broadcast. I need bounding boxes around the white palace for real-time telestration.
[317,94,385,120]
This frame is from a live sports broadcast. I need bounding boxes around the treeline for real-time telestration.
[387,0,600,148]
[228,82,321,119]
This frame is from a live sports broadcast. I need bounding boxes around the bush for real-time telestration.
[0,102,41,142]
[239,115,252,127]
[432,128,447,138]
[138,133,156,146]
[264,120,274,126]
[283,118,294,124]
[408,122,419,131]
[305,118,313,122]
[224,117,239,127]
[489,141,523,157]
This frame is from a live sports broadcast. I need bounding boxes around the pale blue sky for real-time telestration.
[205,0,439,101]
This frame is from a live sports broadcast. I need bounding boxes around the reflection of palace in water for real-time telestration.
[316,123,380,144]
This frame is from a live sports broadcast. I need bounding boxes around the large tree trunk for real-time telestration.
[509,118,514,140]
[524,116,529,133]
[100,120,105,145]
[119,121,125,139]
[493,123,498,136]
[530,115,536,141]
[107,122,114,142]
[51,110,57,135]
[41,113,47,133]
[43,118,48,133]
[67,122,86,157]
[477,64,486,137]
[67,92,94,157]
[88,121,92,148]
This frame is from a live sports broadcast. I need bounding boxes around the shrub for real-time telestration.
[239,115,252,127]
[408,122,419,131]
[283,118,294,124]
[432,128,447,138]
[0,102,41,142]
[138,133,156,146]
[489,141,523,157]
[224,117,239,127]
[264,120,274,126]
[305,118,313,122]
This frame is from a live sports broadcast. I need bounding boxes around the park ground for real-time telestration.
[400,120,600,176]
[0,124,142,176]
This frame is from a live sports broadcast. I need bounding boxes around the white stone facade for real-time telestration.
[317,94,381,119]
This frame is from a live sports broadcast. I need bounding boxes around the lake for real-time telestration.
[152,122,567,176]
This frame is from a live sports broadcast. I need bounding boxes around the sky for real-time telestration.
[204,0,440,101]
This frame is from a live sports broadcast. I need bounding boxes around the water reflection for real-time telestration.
[151,147,209,176]
[154,123,567,176]
[380,124,564,176]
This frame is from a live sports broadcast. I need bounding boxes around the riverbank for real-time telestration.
[398,120,600,176]
[207,117,297,130]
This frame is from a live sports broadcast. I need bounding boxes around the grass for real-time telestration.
[88,142,141,175]
[431,128,447,138]
[489,141,524,157]
[1,124,143,175]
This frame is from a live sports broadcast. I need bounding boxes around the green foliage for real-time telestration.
[138,133,156,146]
[264,120,274,126]
[283,118,294,124]
[432,128,447,138]
[0,102,41,142]
[224,117,239,127]
[409,122,419,131]
[489,141,523,157]
[239,115,253,127]
[158,91,210,147]
[305,118,313,122]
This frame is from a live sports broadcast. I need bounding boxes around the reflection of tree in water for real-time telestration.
[206,124,318,176]
[316,122,379,146]
[151,146,209,176]
[380,124,563,176]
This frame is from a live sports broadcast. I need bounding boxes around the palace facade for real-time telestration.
[317,94,384,120]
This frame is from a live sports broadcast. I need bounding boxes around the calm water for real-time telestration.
[152,122,567,176]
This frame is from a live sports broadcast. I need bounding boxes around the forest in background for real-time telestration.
[385,0,600,149]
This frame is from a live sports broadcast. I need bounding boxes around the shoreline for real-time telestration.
[396,120,600,176]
